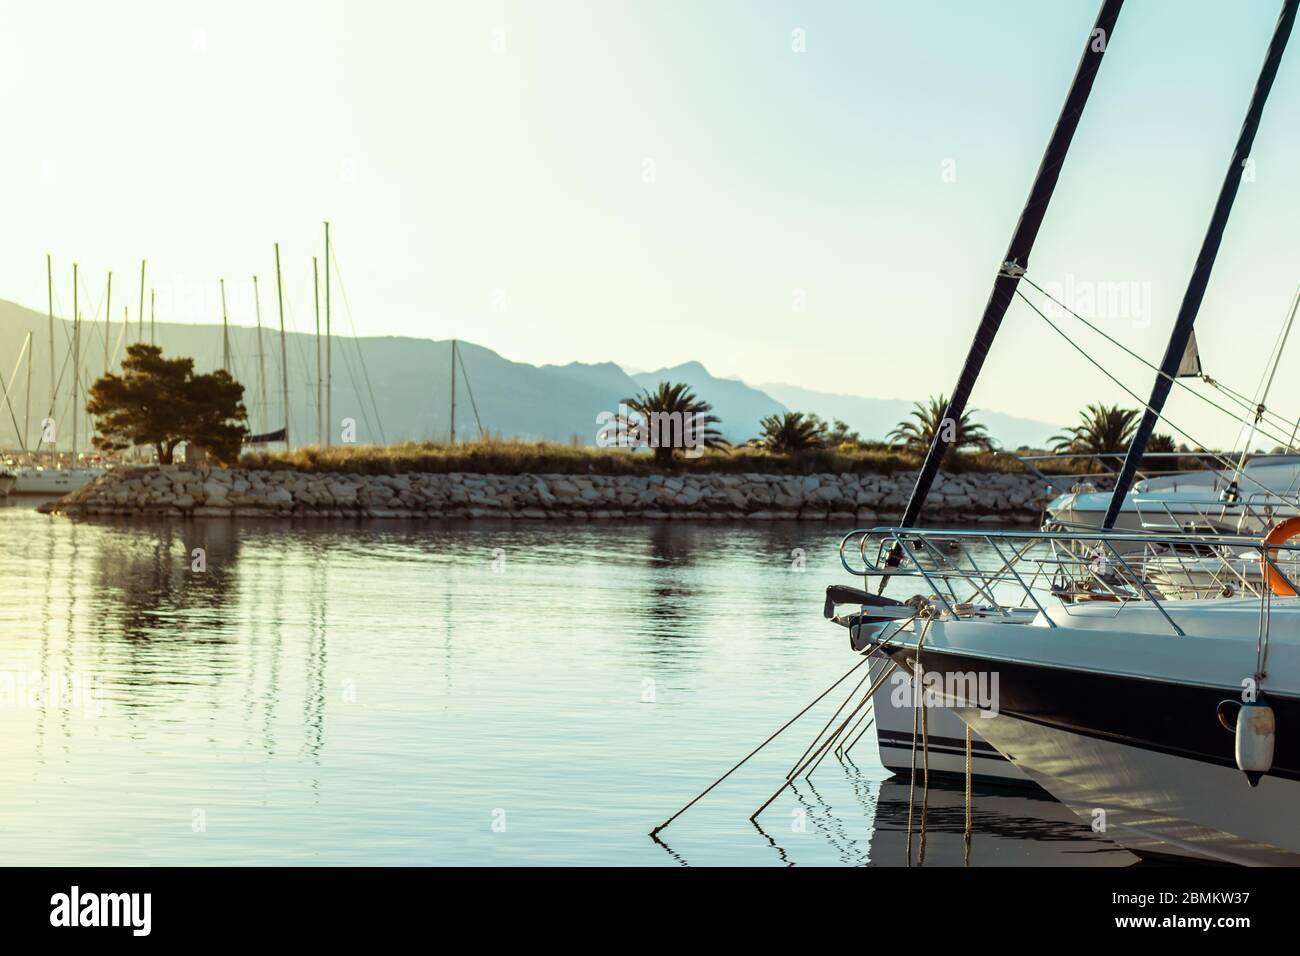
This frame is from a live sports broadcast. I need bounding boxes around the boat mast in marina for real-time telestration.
[324,220,332,446]
[46,254,54,448]
[24,332,32,452]
[72,263,79,458]
[275,242,290,450]
[220,278,231,372]
[0,333,33,452]
[103,272,111,373]
[313,256,322,445]
[254,275,268,431]
[150,288,155,345]
[1103,0,1299,528]
[450,340,457,445]
[137,259,146,343]
[898,0,1125,530]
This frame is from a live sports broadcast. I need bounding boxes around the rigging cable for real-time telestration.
[282,278,339,445]
[1015,288,1289,504]
[327,240,387,444]
[1018,274,1300,451]
[455,344,486,440]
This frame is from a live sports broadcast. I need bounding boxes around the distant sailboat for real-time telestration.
[9,255,107,495]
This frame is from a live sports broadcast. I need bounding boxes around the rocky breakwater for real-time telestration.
[39,466,1053,522]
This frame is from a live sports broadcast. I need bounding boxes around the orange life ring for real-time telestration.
[1261,516,1300,597]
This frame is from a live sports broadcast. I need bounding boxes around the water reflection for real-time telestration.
[0,507,1137,865]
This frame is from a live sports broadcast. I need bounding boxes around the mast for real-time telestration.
[254,275,268,428]
[23,332,32,452]
[220,278,231,372]
[274,242,290,450]
[324,220,332,446]
[104,272,111,372]
[138,259,146,343]
[46,254,54,443]
[1103,0,1298,528]
[313,256,322,446]
[72,263,79,460]
[450,339,457,445]
[150,288,155,345]
[898,0,1125,529]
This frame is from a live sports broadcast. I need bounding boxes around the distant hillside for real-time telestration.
[758,382,1057,450]
[0,298,634,450]
[0,297,1053,452]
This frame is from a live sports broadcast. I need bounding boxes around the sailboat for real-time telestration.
[1044,454,1300,538]
[839,523,1300,865]
[828,0,1300,861]
[834,0,1125,786]
[10,258,107,495]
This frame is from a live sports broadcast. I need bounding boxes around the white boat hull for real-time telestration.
[958,706,1300,865]
[868,657,1032,785]
[873,595,1300,865]
[9,469,103,495]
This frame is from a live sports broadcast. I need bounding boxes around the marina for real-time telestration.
[9,0,1300,935]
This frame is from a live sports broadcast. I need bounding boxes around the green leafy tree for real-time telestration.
[620,381,728,466]
[758,412,827,453]
[887,394,993,453]
[87,344,248,465]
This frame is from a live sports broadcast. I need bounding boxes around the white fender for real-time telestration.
[1236,701,1275,787]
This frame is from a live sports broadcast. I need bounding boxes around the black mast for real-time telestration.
[899,0,1125,529]
[1103,0,1298,529]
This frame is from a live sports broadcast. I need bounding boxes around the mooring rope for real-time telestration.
[964,723,973,867]
[839,714,875,759]
[786,658,877,779]
[749,659,900,822]
[906,664,920,865]
[649,652,872,837]
[919,688,930,866]
[904,618,932,866]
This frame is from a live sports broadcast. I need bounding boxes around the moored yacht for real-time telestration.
[832,0,1299,816]
[1044,455,1300,537]
[835,525,1300,865]
[8,466,105,496]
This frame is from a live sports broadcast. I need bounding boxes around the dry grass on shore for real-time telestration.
[240,440,1058,476]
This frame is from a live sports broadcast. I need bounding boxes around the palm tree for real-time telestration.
[1142,431,1178,474]
[887,394,992,453]
[758,412,826,453]
[622,381,728,465]
[1050,403,1140,470]
[818,415,863,448]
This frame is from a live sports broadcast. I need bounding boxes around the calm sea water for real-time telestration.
[0,500,1130,866]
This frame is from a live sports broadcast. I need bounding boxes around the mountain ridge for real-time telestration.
[0,297,1056,450]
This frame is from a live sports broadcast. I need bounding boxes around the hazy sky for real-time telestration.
[3,1,1300,447]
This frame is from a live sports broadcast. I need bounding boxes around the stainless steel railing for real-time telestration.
[837,527,1300,637]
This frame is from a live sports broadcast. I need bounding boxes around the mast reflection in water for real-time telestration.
[0,504,1130,866]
